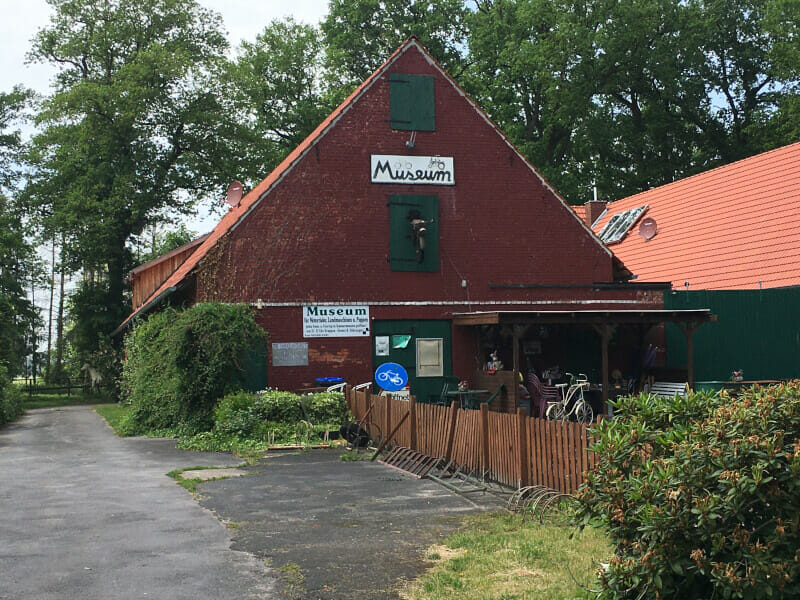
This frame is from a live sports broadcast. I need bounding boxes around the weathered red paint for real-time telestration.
[180,42,661,390]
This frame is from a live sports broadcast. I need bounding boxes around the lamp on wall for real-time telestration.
[408,209,434,262]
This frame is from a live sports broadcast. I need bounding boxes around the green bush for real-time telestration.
[0,366,24,426]
[575,383,800,599]
[120,303,268,435]
[179,389,349,451]
[212,389,347,438]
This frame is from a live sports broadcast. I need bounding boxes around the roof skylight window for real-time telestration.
[598,205,648,244]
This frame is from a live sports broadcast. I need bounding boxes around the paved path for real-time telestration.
[198,450,505,599]
[0,407,276,600]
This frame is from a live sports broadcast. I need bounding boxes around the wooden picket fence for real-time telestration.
[346,387,599,493]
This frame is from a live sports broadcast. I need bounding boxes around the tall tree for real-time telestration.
[466,0,800,203]
[0,88,39,378]
[219,19,343,187]
[25,0,229,353]
[322,0,470,84]
[466,0,598,203]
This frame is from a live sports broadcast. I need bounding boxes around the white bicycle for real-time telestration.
[546,373,594,424]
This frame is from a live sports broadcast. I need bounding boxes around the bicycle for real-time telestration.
[546,373,594,424]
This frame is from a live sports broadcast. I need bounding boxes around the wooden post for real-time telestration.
[593,324,615,411]
[480,402,490,474]
[517,408,530,487]
[409,395,417,451]
[67,377,71,398]
[371,410,409,461]
[677,321,702,390]
[512,325,520,411]
[384,394,392,448]
[444,400,459,460]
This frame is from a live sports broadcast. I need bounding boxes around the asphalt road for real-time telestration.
[0,407,276,600]
[197,449,505,599]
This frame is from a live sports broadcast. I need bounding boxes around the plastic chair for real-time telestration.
[527,371,560,418]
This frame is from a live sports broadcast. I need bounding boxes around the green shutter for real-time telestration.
[388,195,438,272]
[389,73,435,131]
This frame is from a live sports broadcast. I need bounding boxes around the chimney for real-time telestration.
[585,200,607,228]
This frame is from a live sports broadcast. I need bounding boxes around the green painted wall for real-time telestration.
[372,319,452,403]
[665,288,800,381]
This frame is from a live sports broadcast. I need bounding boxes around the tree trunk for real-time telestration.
[55,238,66,382]
[46,240,55,382]
[30,276,37,386]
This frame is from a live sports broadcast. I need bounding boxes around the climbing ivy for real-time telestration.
[120,303,268,435]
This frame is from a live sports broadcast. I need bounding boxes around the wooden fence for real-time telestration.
[347,388,599,493]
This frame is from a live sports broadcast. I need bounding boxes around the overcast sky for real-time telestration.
[1,0,331,235]
[0,0,331,94]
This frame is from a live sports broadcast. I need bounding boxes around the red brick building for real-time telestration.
[120,39,686,406]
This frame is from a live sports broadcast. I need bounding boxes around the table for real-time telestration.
[446,389,489,409]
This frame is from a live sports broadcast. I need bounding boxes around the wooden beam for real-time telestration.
[592,324,616,411]
[453,312,499,326]
[677,321,703,390]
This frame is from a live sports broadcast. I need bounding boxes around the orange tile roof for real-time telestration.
[593,142,800,290]
[570,204,586,222]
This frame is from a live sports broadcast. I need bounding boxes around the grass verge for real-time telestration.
[166,465,246,494]
[94,403,130,434]
[401,512,609,600]
[24,391,109,409]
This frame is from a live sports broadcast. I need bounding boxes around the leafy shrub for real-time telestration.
[120,303,268,435]
[0,365,23,426]
[575,383,800,599]
[212,389,347,438]
[179,389,349,452]
[300,392,349,426]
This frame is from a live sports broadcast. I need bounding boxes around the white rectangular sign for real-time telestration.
[302,305,370,338]
[371,155,454,185]
[375,336,390,356]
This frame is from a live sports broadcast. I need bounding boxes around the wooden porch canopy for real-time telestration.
[452,309,716,406]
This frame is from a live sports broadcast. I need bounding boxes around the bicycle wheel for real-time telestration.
[546,402,565,421]
[574,401,593,424]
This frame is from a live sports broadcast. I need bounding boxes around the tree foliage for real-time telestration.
[467,0,800,203]
[576,384,800,599]
[219,18,342,186]
[322,0,470,83]
[120,303,268,434]
[24,0,229,349]
[0,88,39,378]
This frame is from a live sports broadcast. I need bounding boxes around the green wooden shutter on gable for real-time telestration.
[388,195,438,272]
[389,73,435,131]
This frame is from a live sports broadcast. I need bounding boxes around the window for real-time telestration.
[389,73,435,131]
[388,195,438,272]
[416,338,444,377]
[598,205,648,244]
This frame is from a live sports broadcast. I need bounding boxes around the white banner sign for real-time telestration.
[371,155,455,185]
[303,305,370,338]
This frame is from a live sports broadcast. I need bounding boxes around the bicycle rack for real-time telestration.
[378,446,439,478]
[507,485,573,522]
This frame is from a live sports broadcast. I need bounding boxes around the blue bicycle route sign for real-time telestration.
[374,362,408,392]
